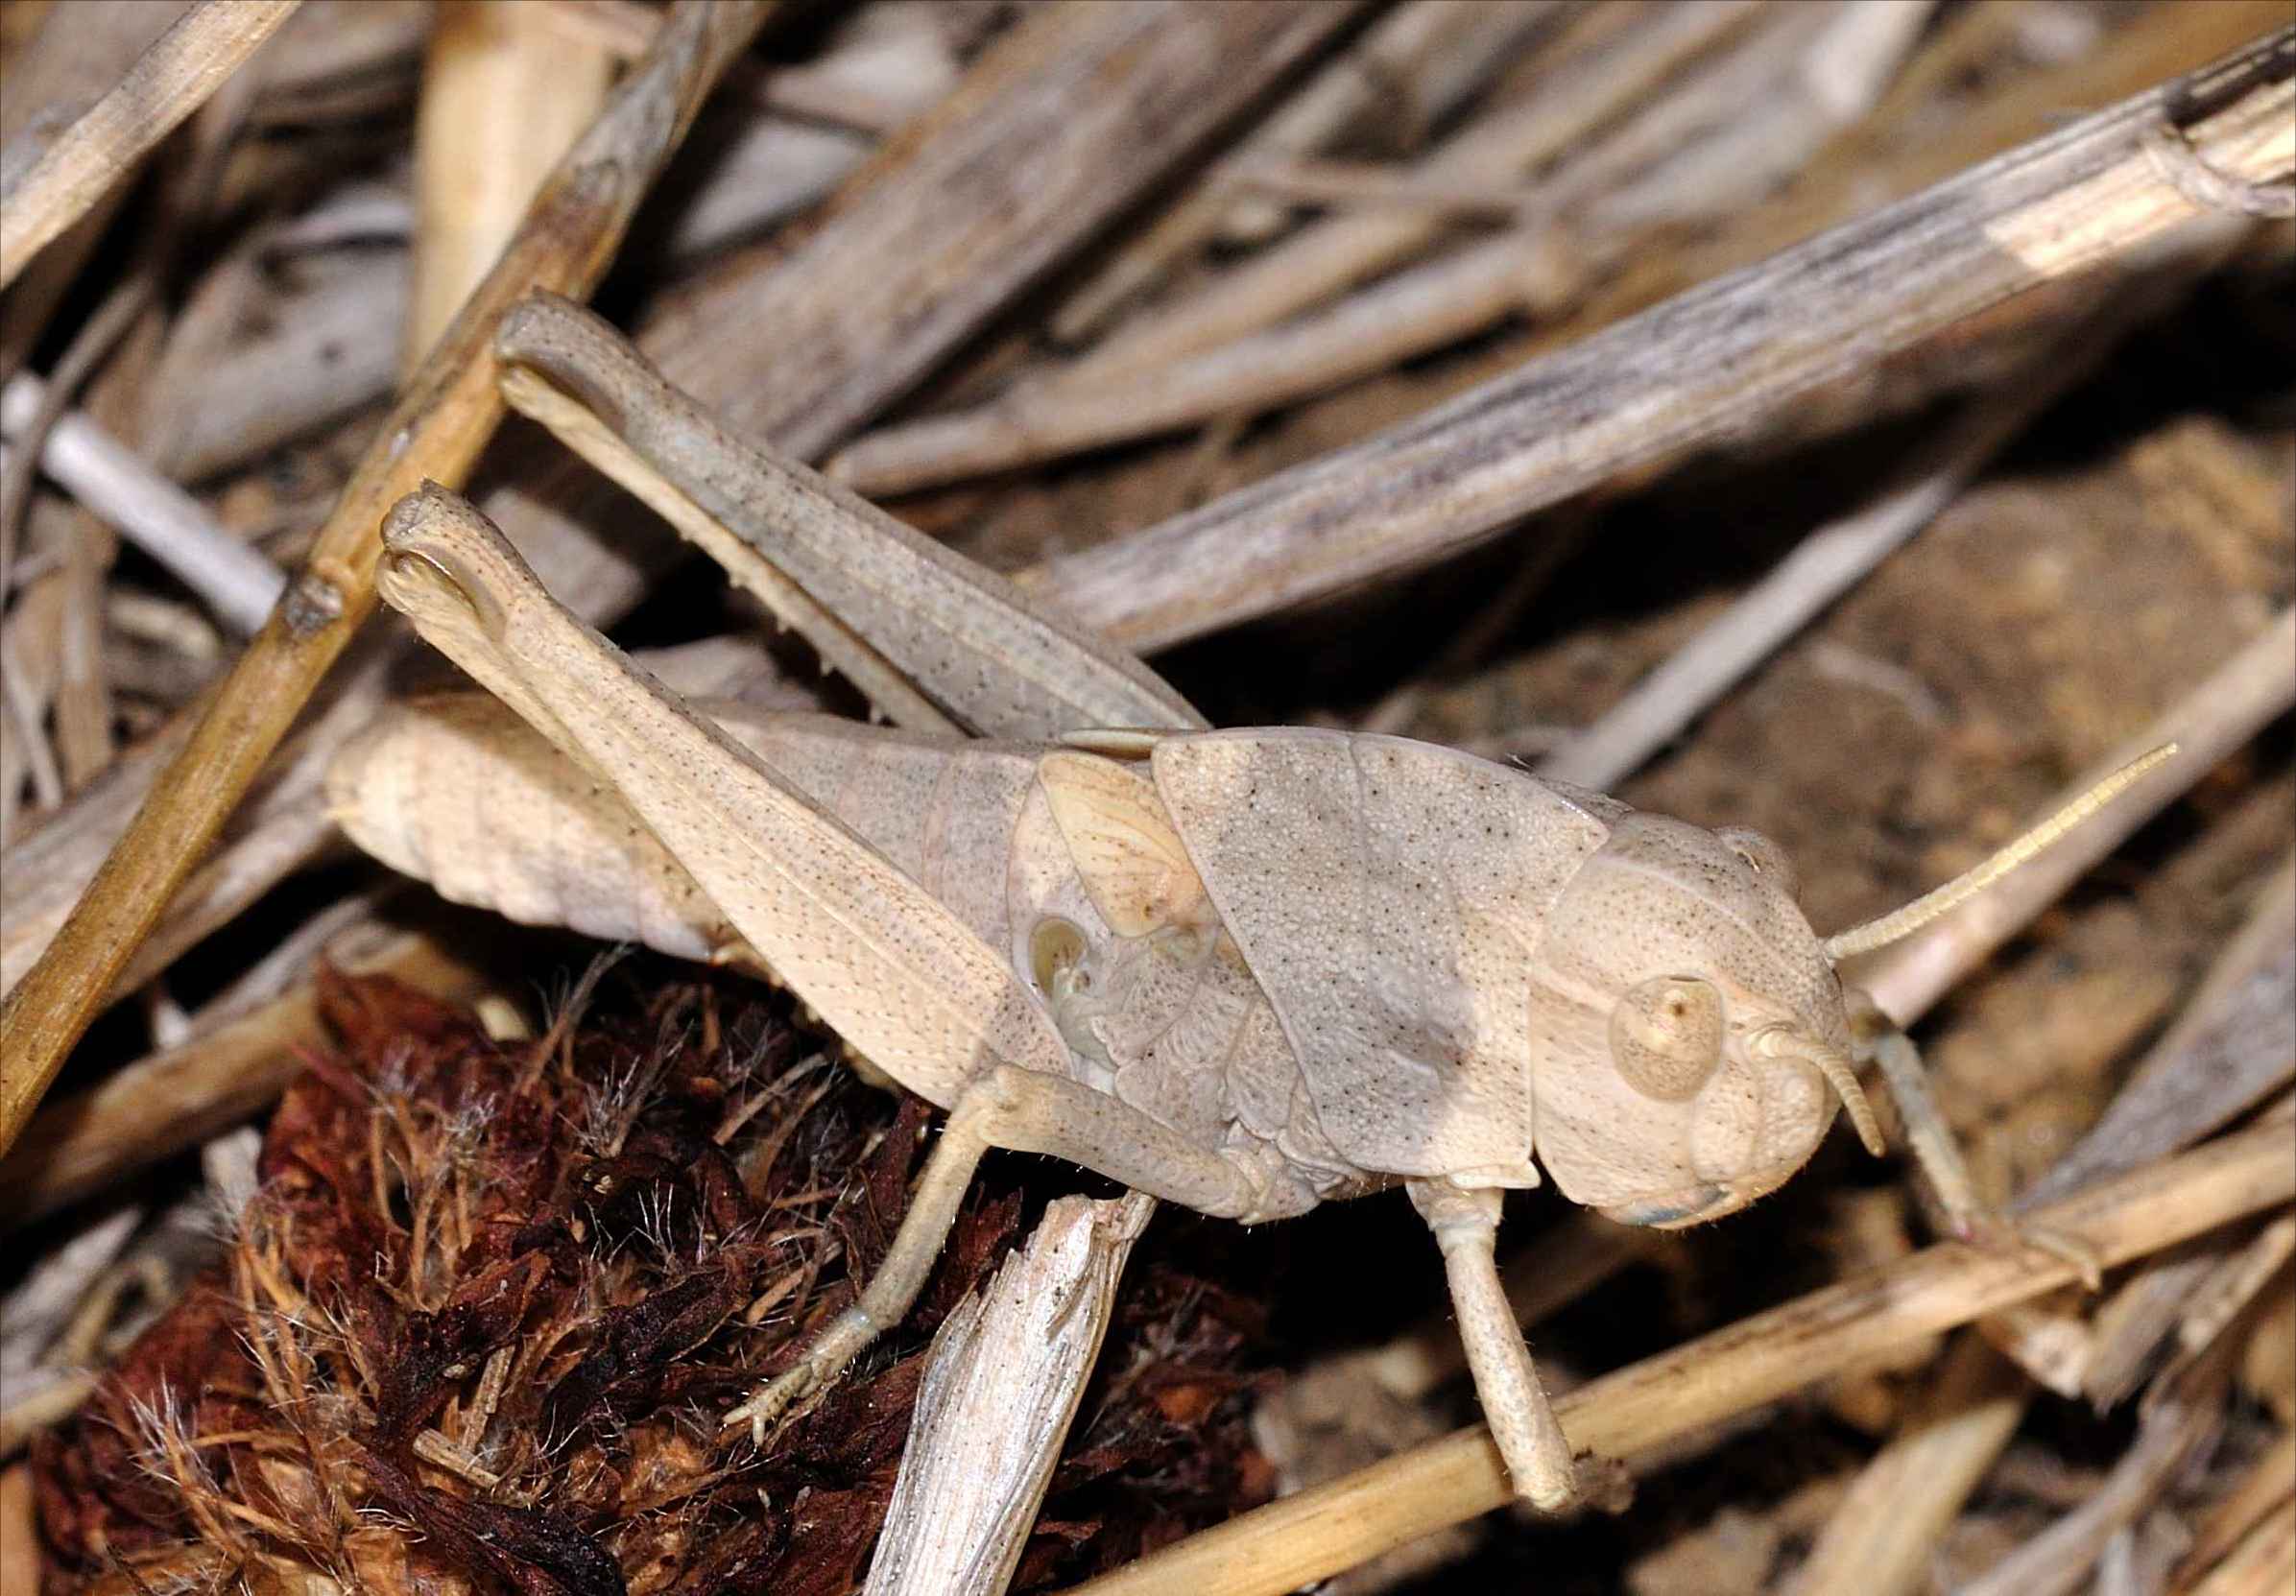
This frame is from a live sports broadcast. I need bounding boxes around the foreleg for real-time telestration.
[1407,1179,1626,1513]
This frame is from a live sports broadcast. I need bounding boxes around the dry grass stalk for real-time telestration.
[1,57,256,796]
[0,0,301,294]
[154,248,406,482]
[0,267,152,615]
[0,0,774,1154]
[829,226,1576,496]
[866,1192,1157,1596]
[2176,1221,2296,1369]
[1067,0,1765,388]
[1025,27,2296,655]
[535,0,958,133]
[1963,852,2294,1398]
[2181,1429,2296,1587]
[1611,0,2290,322]
[836,0,1769,492]
[1060,1119,2295,1596]
[0,679,366,1001]
[3,1127,252,1456]
[1782,1332,2031,1596]
[2185,1505,2296,1596]
[0,1207,140,1451]
[2059,1244,2222,1404]
[2019,854,2296,1212]
[0,618,60,828]
[406,0,612,365]
[1578,0,1940,232]
[0,375,284,633]
[1217,156,1561,222]
[0,1,196,386]
[626,0,1375,465]
[1533,304,2120,792]
[1811,929,2292,1584]
[1959,1339,2246,1596]
[48,499,108,791]
[155,66,887,485]
[1050,0,1575,344]
[1853,607,2296,1027]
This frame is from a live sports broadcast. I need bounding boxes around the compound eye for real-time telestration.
[1717,825,1799,900]
[1611,977,1726,1100]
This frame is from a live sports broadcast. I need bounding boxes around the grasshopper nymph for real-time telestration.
[340,295,2135,1509]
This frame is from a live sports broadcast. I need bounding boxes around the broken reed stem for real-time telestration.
[865,1193,1156,1596]
[0,0,303,294]
[1027,28,2296,655]
[1063,1119,2295,1596]
[0,0,774,1157]
[1852,606,2296,1028]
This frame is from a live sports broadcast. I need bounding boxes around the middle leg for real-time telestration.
[726,1063,1258,1442]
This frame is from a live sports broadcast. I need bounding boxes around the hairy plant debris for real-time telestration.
[33,965,1275,1593]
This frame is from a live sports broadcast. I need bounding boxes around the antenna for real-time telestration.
[1823,744,2178,962]
[1752,1028,1885,1155]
